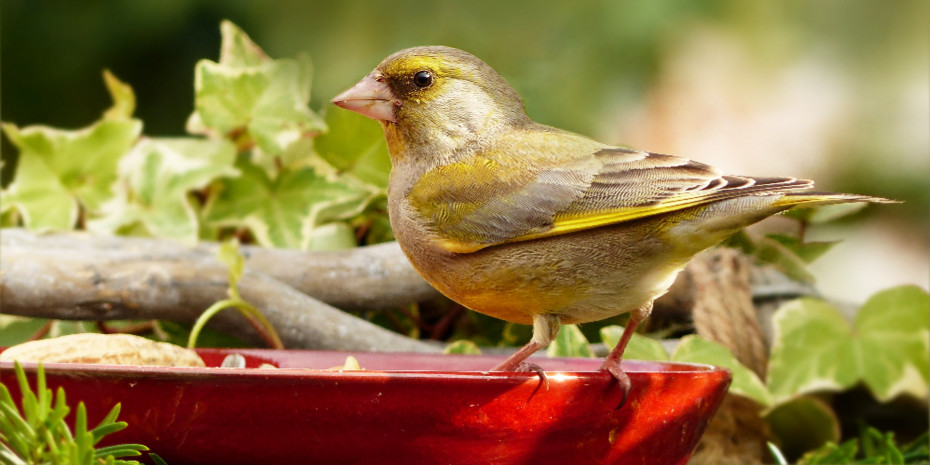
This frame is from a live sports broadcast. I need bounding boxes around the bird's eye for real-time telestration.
[413,71,433,88]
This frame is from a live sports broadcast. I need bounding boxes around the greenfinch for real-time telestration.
[332,46,891,398]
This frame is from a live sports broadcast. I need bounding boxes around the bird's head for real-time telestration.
[333,46,529,146]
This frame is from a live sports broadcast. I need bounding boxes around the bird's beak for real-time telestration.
[331,73,397,123]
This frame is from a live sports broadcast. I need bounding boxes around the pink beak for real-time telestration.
[331,73,397,123]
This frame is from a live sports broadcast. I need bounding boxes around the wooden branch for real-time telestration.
[0,229,439,353]
[233,241,442,311]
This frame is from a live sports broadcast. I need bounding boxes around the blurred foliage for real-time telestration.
[795,427,928,465]
[3,1,927,218]
[554,285,929,463]
[3,2,926,304]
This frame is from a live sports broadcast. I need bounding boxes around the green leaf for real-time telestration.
[1,72,141,231]
[767,298,859,403]
[2,118,142,230]
[0,192,22,226]
[766,396,841,462]
[547,324,593,358]
[0,316,50,347]
[767,287,930,405]
[796,440,859,465]
[726,231,815,283]
[444,340,482,355]
[305,222,359,251]
[88,137,238,243]
[93,443,147,459]
[855,285,930,401]
[672,335,773,406]
[860,426,904,464]
[101,70,136,121]
[599,325,669,361]
[766,233,840,264]
[796,425,926,465]
[314,105,392,189]
[187,21,325,169]
[216,20,268,68]
[203,160,369,249]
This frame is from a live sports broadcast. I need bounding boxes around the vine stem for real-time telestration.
[187,299,284,350]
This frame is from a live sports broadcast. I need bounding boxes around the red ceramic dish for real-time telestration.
[0,349,730,465]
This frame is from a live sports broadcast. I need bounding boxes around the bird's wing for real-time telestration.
[406,131,810,254]
[527,147,811,240]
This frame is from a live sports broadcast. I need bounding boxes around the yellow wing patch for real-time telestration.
[506,191,715,244]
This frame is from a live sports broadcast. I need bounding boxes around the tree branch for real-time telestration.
[0,229,440,353]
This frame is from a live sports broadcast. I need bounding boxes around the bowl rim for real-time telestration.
[0,348,730,382]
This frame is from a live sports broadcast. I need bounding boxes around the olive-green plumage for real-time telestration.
[333,46,892,391]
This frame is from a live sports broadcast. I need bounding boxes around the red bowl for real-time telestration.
[0,349,730,465]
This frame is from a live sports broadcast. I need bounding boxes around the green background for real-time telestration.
[2,0,927,298]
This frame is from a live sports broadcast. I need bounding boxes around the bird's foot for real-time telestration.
[493,359,549,391]
[601,359,631,409]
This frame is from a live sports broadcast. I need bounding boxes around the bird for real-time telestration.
[332,45,892,401]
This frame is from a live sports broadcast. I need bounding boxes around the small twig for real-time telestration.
[28,321,54,341]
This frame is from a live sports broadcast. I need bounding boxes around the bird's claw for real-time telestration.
[513,362,549,391]
[603,363,631,409]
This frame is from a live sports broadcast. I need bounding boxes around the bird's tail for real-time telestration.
[771,192,899,209]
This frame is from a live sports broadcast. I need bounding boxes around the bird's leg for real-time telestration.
[601,302,653,408]
[492,314,561,387]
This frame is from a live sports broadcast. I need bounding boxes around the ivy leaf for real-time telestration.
[101,69,136,120]
[0,135,77,229]
[767,286,929,404]
[547,324,593,358]
[767,298,859,403]
[2,115,142,230]
[599,325,669,361]
[600,327,770,405]
[314,105,392,190]
[855,285,929,401]
[203,160,369,250]
[304,222,359,251]
[186,21,325,171]
[672,335,773,407]
[765,396,841,461]
[0,191,20,226]
[216,19,269,68]
[88,137,238,243]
